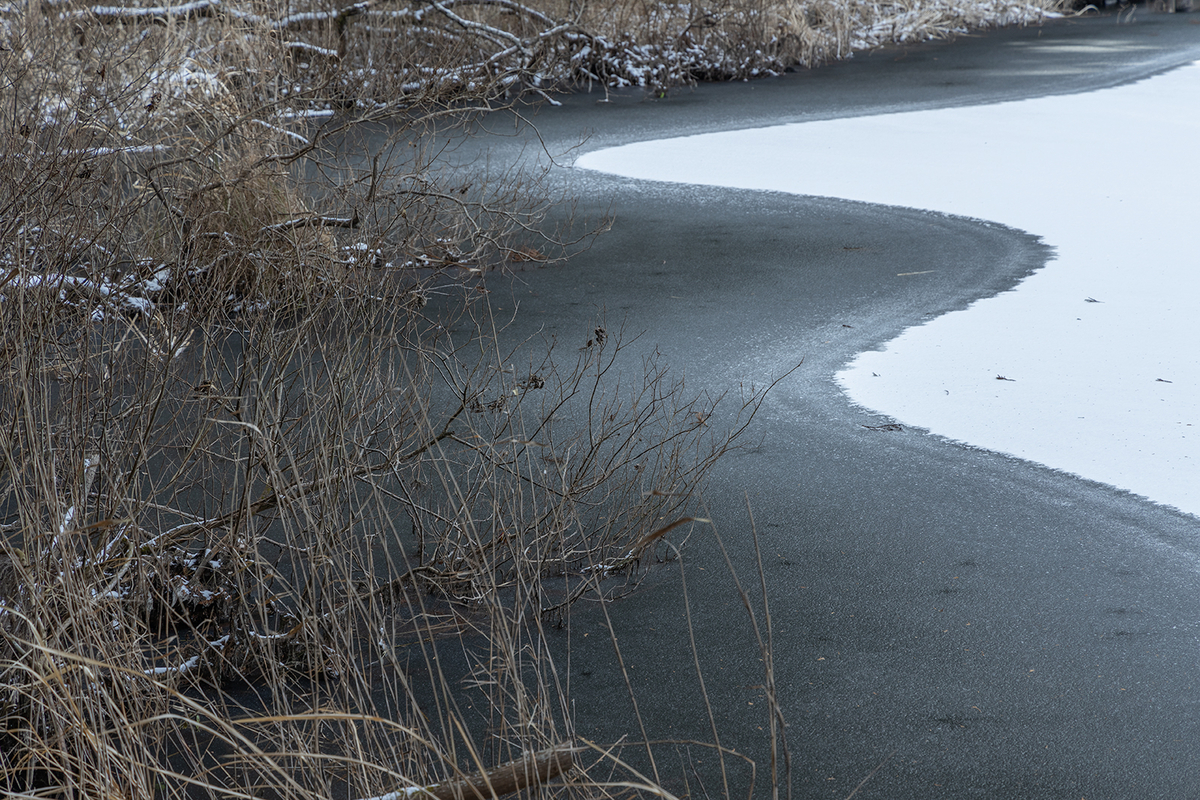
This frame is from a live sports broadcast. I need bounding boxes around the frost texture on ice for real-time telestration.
[576,62,1200,517]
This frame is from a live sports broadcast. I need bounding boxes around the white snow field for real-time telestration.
[576,61,1200,517]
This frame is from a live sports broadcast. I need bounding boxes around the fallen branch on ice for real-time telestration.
[358,744,579,800]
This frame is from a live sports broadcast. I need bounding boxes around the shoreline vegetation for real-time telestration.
[3,0,1061,797]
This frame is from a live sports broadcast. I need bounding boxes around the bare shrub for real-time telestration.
[0,0,1059,793]
[18,0,1064,113]
[0,3,790,798]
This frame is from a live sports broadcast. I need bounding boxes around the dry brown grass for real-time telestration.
[0,7,781,798]
[4,0,1064,115]
[0,0,1065,796]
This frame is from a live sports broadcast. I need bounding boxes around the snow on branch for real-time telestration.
[436,0,555,27]
[430,0,522,47]
[263,214,360,232]
[81,0,222,23]
[71,0,371,30]
[285,41,341,59]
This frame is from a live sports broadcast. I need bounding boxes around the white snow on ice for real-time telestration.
[576,61,1200,517]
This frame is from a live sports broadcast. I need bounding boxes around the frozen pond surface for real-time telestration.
[577,61,1200,517]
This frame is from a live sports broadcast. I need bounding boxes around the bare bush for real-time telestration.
[0,0,1062,793]
[16,0,1064,113]
[0,3,789,797]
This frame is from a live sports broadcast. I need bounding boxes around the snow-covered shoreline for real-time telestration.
[577,59,1200,518]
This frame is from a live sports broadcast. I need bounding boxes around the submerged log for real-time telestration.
[425,745,578,800]
[360,745,578,800]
